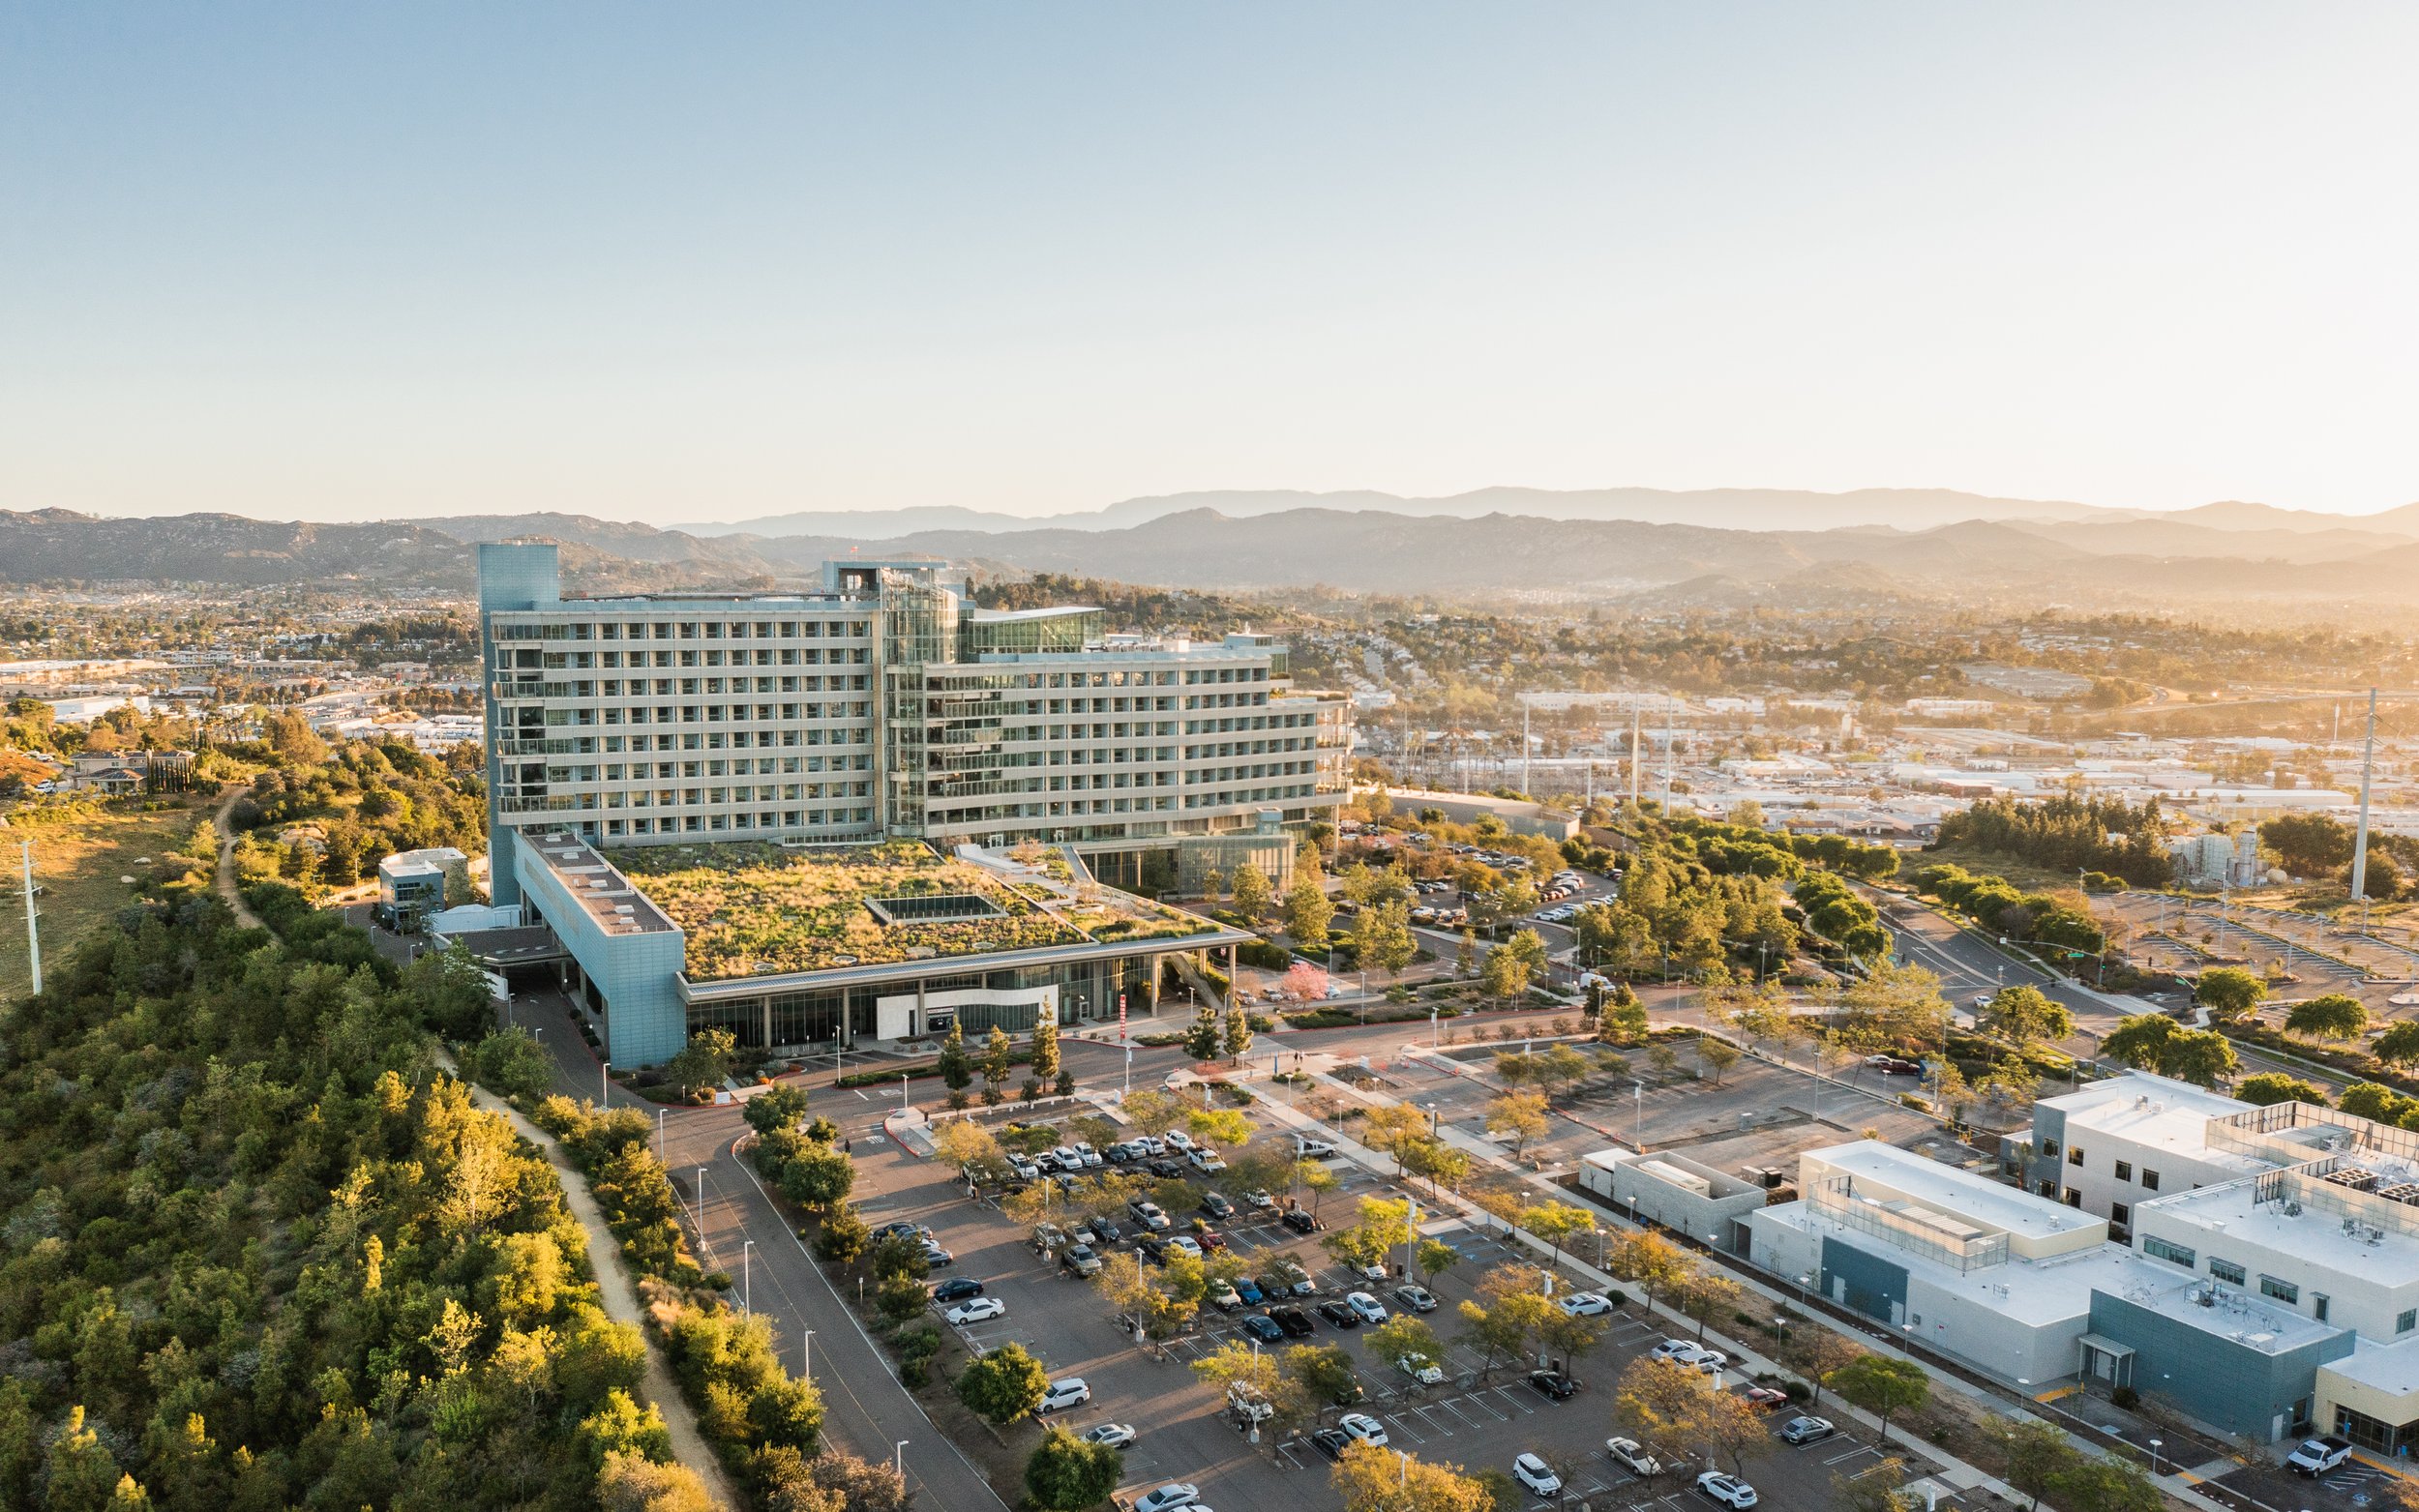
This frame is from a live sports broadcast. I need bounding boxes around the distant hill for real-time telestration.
[0,509,472,586]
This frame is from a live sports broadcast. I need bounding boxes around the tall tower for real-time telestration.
[477,542,562,908]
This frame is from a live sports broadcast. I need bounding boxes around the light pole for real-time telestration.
[893,1440,908,1478]
[2148,1439,2162,1477]
[901,1072,909,1114]
[694,1167,706,1234]
[1632,1082,1644,1148]
[656,1107,665,1162]
[742,1239,754,1314]
[601,1058,611,1104]
[802,1328,815,1379]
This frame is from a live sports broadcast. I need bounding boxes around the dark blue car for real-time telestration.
[1234,1277,1265,1305]
[1239,1314,1285,1345]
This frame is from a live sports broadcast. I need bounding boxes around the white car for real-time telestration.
[944,1297,1006,1326]
[1651,1338,1703,1363]
[1209,1279,1242,1311]
[1513,1454,1563,1497]
[1779,1415,1836,1445]
[1036,1378,1091,1413]
[1136,1135,1166,1156]
[1689,1349,1729,1376]
[1353,1261,1388,1283]
[1187,1148,1228,1173]
[1134,1485,1199,1512]
[1165,1235,1203,1260]
[1346,1290,1388,1324]
[1081,1422,1137,1448]
[1339,1412,1389,1447]
[1557,1291,1614,1317]
[1243,1188,1276,1210]
[1604,1438,1661,1476]
[1164,1131,1196,1152]
[2287,1436,2354,1475]
[1050,1146,1082,1171]
[1695,1471,1758,1509]
[1294,1136,1337,1158]
[1398,1354,1446,1385]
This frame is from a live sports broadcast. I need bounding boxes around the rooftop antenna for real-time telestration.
[19,842,38,996]
[2351,687,2376,935]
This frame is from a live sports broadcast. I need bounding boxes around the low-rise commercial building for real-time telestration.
[1581,1149,1767,1252]
[2008,1072,2261,1234]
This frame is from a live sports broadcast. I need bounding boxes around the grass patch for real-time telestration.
[1904,843,2092,896]
[1,797,211,1000]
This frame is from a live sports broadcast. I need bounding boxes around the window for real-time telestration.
[2210,1258,2247,1286]
[2068,1146,2085,1167]
[2114,1161,2133,1182]
[2144,1236,2196,1270]
[2398,1310,2415,1336]
[2111,1202,2131,1227]
[2037,1180,2056,1199]
[2260,1275,2300,1306]
[2064,1189,2083,1208]
[2140,1170,2161,1191]
[2314,1294,2329,1323]
[2040,1140,2059,1159]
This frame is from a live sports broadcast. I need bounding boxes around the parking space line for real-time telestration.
[1492,1384,1535,1414]
[1387,1412,1428,1445]
[1414,1405,1454,1438]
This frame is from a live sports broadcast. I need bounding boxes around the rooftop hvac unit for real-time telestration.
[2283,1201,2304,1216]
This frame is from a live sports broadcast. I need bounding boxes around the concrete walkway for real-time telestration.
[211,784,264,929]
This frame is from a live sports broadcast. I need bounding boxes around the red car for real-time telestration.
[1740,1386,1789,1411]
[1197,1230,1228,1252]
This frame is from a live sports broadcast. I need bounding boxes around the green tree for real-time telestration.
[1025,1427,1123,1512]
[1698,1036,1742,1086]
[1984,985,2075,1047]
[778,1143,856,1212]
[1980,1415,2078,1512]
[1354,898,1419,981]
[2376,1022,2419,1067]
[1285,876,1335,953]
[938,1019,972,1097]
[2285,993,2368,1041]
[815,1201,870,1264]
[982,1024,1015,1104]
[1827,1354,1930,1447]
[1185,997,1221,1061]
[1283,1342,1363,1407]
[1030,1008,1061,1085]
[2236,1072,2329,1107]
[2195,966,2268,1020]
[744,1082,812,1136]
[1224,1004,1254,1064]
[666,1027,738,1100]
[2262,813,2353,877]
[957,1342,1051,1425]
[2047,1457,2165,1512]
[1517,1200,1594,1271]
[1455,928,1478,978]
[1416,1238,1461,1286]
[1231,860,1273,920]
[1484,1090,1550,1159]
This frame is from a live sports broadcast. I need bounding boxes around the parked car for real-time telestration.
[1134,1135,1165,1156]
[1233,1277,1265,1305]
[1338,1412,1389,1447]
[1242,1188,1276,1211]
[1128,1200,1171,1230]
[1147,1158,1184,1179]
[1688,1349,1729,1376]
[1513,1455,1564,1497]
[873,1221,933,1242]
[1138,1236,1170,1265]
[1036,1378,1091,1413]
[1695,1472,1758,1509]
[1090,1217,1124,1244]
[944,1297,1005,1325]
[2288,1437,2355,1476]
[1863,1053,1926,1077]
[1604,1438,1662,1476]
[1346,1290,1388,1324]
[1262,1266,1317,1297]
[1073,1142,1103,1167]
[1281,1209,1323,1234]
[1398,1354,1446,1385]
[1779,1415,1835,1445]
[1163,1131,1195,1152]
[930,1278,985,1303]
[1393,1284,1439,1313]
[1165,1235,1204,1260]
[1316,1300,1362,1329]
[1081,1422,1137,1449]
[1557,1291,1615,1317]
[1239,1314,1286,1345]
[1294,1137,1337,1157]
[1187,1148,1228,1173]
[1209,1280,1243,1311]
[920,1241,954,1267]
[1061,1244,1102,1278]
[1528,1368,1580,1401]
[1310,1427,1350,1461]
[1651,1338,1702,1362]
[1268,1306,1316,1338]
[1200,1192,1236,1219]
[1741,1386,1789,1411]
[1134,1485,1198,1512]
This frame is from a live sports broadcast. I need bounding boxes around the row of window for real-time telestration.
[2046,1140,2162,1191]
[596,809,876,837]
[499,618,872,641]
[2139,1234,2416,1332]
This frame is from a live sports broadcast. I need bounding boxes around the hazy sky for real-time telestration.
[4,5,2415,524]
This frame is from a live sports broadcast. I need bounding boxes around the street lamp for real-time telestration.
[694,1167,706,1232]
[742,1239,754,1314]
[802,1328,815,1379]
[601,1058,611,1104]
[2148,1439,2163,1477]
[893,1440,908,1478]
[1632,1082,1644,1148]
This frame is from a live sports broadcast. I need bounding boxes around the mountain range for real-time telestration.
[6,488,2419,611]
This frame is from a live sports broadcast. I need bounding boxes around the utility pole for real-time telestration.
[1628,708,1642,807]
[2351,687,2377,932]
[20,842,39,996]
[1522,698,1533,798]
[1660,696,1675,815]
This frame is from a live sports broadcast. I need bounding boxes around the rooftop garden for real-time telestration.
[609,840,1216,980]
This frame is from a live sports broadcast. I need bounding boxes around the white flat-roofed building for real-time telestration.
[2010,1072,2261,1234]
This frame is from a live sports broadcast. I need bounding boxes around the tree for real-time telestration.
[1030,1008,1061,1085]
[957,1341,1050,1425]
[666,1027,737,1100]
[2235,1072,2329,1107]
[1285,876,1335,953]
[2098,1013,2240,1085]
[1368,1315,1446,1377]
[778,1144,856,1212]
[934,1119,1007,1182]
[1121,1088,1183,1137]
[938,1019,972,1098]
[597,1450,720,1512]
[1984,986,2075,1047]
[744,1082,812,1136]
[1283,1342,1362,1407]
[1484,1090,1550,1159]
[1360,1104,1433,1176]
[2262,813,2354,877]
[1827,1354,1930,1447]
[2047,1456,2165,1512]
[2285,993,2368,1041]
[982,1024,1015,1104]
[1404,1137,1469,1198]
[814,1201,869,1264]
[1184,998,1221,1061]
[1674,1271,1743,1343]
[2363,850,2404,901]
[1606,1230,1692,1312]
[1326,1196,1415,1272]
[1416,1237,1461,1287]
[2377,1022,2419,1067]
[1455,929,1478,978]
[1528,1043,1593,1104]
[1231,860,1273,920]
[1025,1427,1123,1512]
[2341,1082,2415,1123]
[1612,1354,1765,1471]
[1517,1200,1593,1270]
[2195,966,2267,1020]
[1224,1003,1254,1063]
[1482,930,1550,1006]
[1981,1415,2078,1512]
[1698,1036,1742,1086]
[1188,1107,1256,1154]
[1329,1442,1494,1512]
[1279,961,1330,1002]
[1599,983,1649,1044]
[1354,899,1419,981]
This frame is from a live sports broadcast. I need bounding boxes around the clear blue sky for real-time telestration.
[4,4,2414,523]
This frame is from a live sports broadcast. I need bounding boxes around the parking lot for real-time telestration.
[864,1094,1963,1512]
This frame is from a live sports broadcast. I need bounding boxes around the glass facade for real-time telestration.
[684,953,1164,1052]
